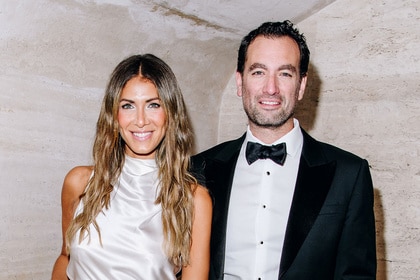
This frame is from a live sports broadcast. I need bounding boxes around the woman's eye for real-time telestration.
[148,102,161,108]
[121,103,134,109]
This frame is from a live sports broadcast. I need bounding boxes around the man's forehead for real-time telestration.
[245,37,300,67]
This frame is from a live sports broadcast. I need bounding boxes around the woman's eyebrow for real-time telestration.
[119,98,134,103]
[119,97,161,103]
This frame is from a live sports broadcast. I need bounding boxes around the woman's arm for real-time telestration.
[181,185,213,280]
[51,166,92,280]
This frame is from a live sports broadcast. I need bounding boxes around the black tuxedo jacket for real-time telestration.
[191,129,376,280]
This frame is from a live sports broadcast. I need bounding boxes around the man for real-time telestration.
[191,21,376,280]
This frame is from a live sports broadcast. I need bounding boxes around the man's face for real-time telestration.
[236,36,307,131]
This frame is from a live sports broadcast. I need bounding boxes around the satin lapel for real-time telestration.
[205,136,244,279]
[279,130,337,278]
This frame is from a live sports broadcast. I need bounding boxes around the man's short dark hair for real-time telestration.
[237,20,310,77]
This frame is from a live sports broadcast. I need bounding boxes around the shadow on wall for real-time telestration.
[375,188,387,280]
[295,63,322,131]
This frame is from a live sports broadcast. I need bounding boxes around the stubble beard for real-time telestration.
[243,95,296,129]
[245,106,294,129]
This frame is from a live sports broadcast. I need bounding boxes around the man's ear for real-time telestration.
[298,75,307,101]
[235,72,243,97]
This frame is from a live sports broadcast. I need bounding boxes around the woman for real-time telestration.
[51,54,212,279]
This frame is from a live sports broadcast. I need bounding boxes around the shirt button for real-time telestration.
[260,241,264,244]
[263,204,267,208]
[266,171,270,175]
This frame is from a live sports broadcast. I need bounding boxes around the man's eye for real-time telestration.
[280,72,293,77]
[251,71,264,76]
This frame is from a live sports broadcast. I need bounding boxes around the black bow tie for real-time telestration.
[246,141,287,165]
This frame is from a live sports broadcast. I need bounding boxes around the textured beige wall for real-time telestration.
[1,0,418,279]
[219,0,420,279]
[0,1,237,278]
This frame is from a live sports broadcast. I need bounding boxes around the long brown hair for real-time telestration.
[66,54,196,266]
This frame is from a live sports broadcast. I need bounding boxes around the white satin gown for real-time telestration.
[67,156,177,279]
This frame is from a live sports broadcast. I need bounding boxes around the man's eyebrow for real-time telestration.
[248,63,297,73]
[279,64,297,72]
[249,63,267,71]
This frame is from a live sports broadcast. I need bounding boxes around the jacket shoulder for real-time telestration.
[190,135,244,186]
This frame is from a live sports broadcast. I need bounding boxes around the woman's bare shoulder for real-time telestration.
[62,166,93,200]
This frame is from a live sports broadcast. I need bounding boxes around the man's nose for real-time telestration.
[263,74,279,95]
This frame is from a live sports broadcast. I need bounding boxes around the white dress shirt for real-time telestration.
[224,119,303,280]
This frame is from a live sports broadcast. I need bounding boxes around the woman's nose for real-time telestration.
[135,109,148,127]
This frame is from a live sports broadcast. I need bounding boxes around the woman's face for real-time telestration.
[117,76,167,159]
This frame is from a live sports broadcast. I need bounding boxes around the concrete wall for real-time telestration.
[219,0,420,279]
[0,0,418,279]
